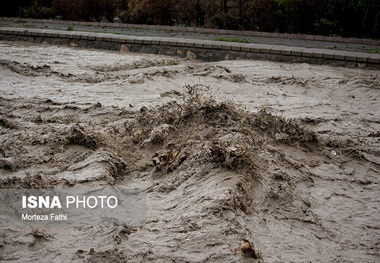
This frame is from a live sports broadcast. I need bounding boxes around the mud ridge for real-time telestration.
[0,80,379,262]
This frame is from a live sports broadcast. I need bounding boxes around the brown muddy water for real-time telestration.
[0,41,379,262]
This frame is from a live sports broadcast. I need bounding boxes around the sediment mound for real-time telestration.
[0,84,379,262]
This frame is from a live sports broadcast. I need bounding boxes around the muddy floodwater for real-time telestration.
[0,41,379,262]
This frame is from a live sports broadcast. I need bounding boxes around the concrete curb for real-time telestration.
[2,17,380,46]
[1,27,379,65]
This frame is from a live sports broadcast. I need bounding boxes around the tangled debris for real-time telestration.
[0,83,379,262]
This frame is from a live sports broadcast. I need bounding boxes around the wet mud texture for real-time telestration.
[0,41,380,262]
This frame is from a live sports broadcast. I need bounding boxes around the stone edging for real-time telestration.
[0,27,379,65]
[2,17,380,46]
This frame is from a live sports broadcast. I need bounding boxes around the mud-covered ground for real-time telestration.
[0,41,379,262]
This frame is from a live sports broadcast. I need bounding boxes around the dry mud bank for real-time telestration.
[0,41,379,262]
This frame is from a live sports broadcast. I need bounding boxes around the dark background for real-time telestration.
[1,0,380,38]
